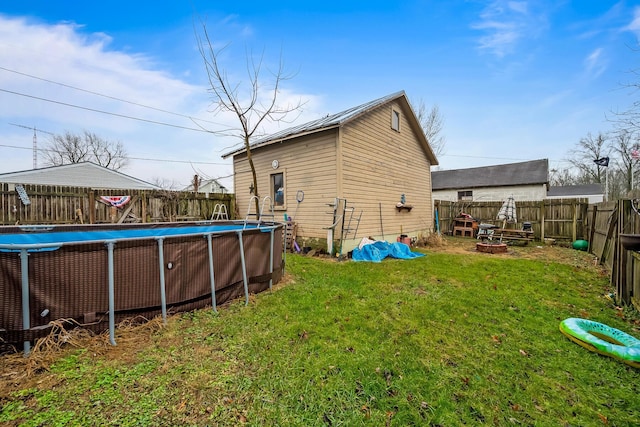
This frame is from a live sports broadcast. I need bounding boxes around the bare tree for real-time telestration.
[151,177,180,191]
[413,99,446,158]
[196,21,303,218]
[44,130,128,170]
[611,60,640,134]
[609,129,640,196]
[566,132,609,184]
[549,167,577,186]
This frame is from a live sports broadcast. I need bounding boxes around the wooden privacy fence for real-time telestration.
[0,183,236,225]
[586,199,640,309]
[434,198,589,242]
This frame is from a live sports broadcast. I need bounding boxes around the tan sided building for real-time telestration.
[222,91,439,253]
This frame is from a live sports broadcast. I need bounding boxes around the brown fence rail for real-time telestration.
[0,183,236,225]
[435,198,589,242]
[586,199,640,309]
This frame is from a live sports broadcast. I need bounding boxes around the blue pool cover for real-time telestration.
[352,241,425,262]
[0,223,263,251]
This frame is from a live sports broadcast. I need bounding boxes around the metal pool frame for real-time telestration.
[0,221,283,355]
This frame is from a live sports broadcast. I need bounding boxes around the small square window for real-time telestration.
[391,109,400,132]
[458,190,473,201]
[271,173,285,207]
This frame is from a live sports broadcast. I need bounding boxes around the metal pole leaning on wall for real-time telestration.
[156,237,168,323]
[205,233,218,312]
[105,241,117,346]
[19,249,31,356]
[269,228,274,290]
[236,230,250,306]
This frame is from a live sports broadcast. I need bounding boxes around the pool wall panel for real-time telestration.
[0,221,283,347]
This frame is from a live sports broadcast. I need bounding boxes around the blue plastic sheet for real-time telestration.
[352,241,425,263]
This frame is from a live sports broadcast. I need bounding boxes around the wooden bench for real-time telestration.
[496,229,534,244]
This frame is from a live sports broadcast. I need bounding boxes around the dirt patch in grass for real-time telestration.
[0,316,166,399]
[421,235,603,271]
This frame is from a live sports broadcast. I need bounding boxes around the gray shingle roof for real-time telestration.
[547,183,603,197]
[432,159,549,190]
[222,91,408,158]
[0,162,160,190]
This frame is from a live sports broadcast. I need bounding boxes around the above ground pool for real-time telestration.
[0,220,284,354]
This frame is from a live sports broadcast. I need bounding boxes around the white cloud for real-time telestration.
[471,0,547,58]
[584,47,607,79]
[0,15,224,186]
[0,15,317,190]
[508,1,529,15]
[538,89,573,109]
[624,6,640,36]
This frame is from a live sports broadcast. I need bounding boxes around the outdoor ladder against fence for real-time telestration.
[211,203,229,220]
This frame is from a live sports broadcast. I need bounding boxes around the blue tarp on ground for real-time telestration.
[352,241,425,263]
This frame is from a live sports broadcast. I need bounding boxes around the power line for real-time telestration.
[0,143,230,166]
[0,87,229,134]
[128,155,229,166]
[0,65,228,128]
[9,123,55,135]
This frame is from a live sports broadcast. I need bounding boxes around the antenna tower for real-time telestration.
[33,127,37,168]
[9,123,54,169]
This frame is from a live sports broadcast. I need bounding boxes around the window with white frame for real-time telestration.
[457,190,473,201]
[271,172,285,207]
[391,109,400,132]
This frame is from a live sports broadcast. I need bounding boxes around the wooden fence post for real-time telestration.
[89,190,95,224]
[572,201,577,242]
[539,200,545,241]
[588,204,597,245]
[141,192,147,223]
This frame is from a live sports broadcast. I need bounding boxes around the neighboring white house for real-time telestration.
[547,184,604,204]
[432,159,549,202]
[0,162,159,190]
[184,177,228,195]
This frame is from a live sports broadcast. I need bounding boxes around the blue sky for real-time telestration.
[1,1,639,189]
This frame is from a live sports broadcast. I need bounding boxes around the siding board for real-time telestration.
[233,130,337,236]
[341,101,433,240]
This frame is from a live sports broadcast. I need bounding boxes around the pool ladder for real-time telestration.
[244,195,275,229]
[210,203,229,220]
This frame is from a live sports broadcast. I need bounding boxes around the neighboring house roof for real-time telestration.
[221,90,438,165]
[0,162,160,190]
[184,178,228,193]
[432,159,549,190]
[547,184,603,197]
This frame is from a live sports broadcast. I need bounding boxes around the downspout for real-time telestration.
[335,127,344,255]
[336,126,344,197]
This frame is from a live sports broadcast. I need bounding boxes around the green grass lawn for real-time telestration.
[1,242,639,426]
